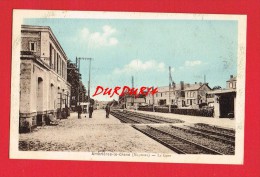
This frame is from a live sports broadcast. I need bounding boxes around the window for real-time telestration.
[61,61,64,77]
[29,42,36,52]
[54,50,56,70]
[233,82,236,89]
[229,82,232,88]
[57,54,59,73]
[50,44,54,68]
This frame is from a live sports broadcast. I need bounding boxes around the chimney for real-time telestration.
[230,75,233,79]
[172,82,176,88]
[180,81,184,90]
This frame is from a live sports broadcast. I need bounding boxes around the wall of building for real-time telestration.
[21,31,41,56]
[20,26,71,132]
[19,60,36,131]
[40,31,51,65]
[185,85,210,108]
[146,91,176,106]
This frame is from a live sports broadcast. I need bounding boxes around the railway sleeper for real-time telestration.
[195,123,235,135]
[147,125,224,155]
[132,125,186,154]
[171,125,235,145]
[184,125,235,141]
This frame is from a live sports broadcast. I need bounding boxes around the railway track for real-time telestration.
[193,123,235,136]
[111,111,158,124]
[133,125,223,154]
[111,111,155,123]
[111,110,184,124]
[123,112,165,123]
[110,111,140,124]
[111,110,235,155]
[171,125,235,145]
[159,125,235,155]
[124,111,184,123]
[184,125,235,143]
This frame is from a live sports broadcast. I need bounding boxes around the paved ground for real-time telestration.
[131,110,235,129]
[19,110,173,153]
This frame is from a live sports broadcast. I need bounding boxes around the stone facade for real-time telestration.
[20,25,71,132]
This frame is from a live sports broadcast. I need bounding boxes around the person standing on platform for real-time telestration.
[77,105,82,119]
[89,103,94,118]
[105,104,111,118]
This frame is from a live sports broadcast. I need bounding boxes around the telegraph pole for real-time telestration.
[132,76,134,106]
[132,76,134,88]
[76,57,92,105]
[87,58,94,103]
[152,86,155,112]
[169,66,171,113]
[76,57,80,107]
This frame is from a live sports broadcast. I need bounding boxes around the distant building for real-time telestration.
[20,25,71,132]
[146,81,211,109]
[184,82,211,108]
[119,94,146,109]
[95,100,110,109]
[145,83,184,107]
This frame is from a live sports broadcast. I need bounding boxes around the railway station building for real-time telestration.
[19,25,71,132]
[206,75,237,118]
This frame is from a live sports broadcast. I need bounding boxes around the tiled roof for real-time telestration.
[184,84,203,91]
[156,83,208,92]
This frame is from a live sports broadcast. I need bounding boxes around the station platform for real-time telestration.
[129,109,236,129]
[19,109,173,153]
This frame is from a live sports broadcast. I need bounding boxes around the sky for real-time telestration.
[24,18,238,101]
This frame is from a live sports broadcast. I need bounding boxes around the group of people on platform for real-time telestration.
[77,101,111,119]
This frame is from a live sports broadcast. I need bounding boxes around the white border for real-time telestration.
[10,10,247,164]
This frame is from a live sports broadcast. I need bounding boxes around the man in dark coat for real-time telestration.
[89,103,94,118]
[77,105,82,119]
[105,104,111,118]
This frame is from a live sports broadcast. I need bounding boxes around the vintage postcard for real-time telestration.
[10,10,246,164]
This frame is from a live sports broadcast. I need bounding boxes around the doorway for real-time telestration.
[36,77,43,125]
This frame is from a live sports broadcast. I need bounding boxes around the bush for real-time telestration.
[138,106,214,117]
[171,108,213,117]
